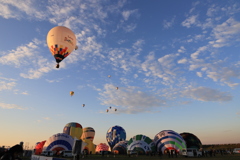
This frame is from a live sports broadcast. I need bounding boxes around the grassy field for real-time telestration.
[60,154,240,160]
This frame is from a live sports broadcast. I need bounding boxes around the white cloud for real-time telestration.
[99,84,164,114]
[211,18,240,48]
[196,72,202,77]
[163,16,176,29]
[178,58,188,64]
[178,46,186,53]
[0,102,27,110]
[182,15,198,28]
[122,9,138,21]
[0,40,39,67]
[182,86,232,102]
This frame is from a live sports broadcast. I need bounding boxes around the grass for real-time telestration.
[26,154,240,160]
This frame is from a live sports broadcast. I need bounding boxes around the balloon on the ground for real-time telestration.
[153,130,186,154]
[95,143,109,152]
[34,140,46,155]
[43,133,74,152]
[63,122,83,139]
[112,141,128,154]
[46,26,77,68]
[106,125,126,150]
[127,134,155,154]
[180,132,202,149]
[81,127,95,142]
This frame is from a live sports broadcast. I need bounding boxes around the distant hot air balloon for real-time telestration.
[70,91,74,96]
[106,125,126,151]
[116,87,119,90]
[108,75,111,78]
[109,106,112,109]
[106,109,109,113]
[82,104,85,107]
[46,26,78,68]
[115,109,117,111]
[63,122,83,139]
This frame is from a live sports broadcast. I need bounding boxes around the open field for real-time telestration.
[74,154,240,160]
[36,154,240,160]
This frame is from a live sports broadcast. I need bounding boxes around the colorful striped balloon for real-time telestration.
[153,130,186,153]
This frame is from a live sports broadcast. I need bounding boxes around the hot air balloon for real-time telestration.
[82,104,85,107]
[116,87,119,90]
[115,109,117,111]
[127,134,156,154]
[106,125,126,151]
[180,132,202,149]
[95,143,109,153]
[70,91,74,96]
[109,106,112,109]
[108,75,111,78]
[43,133,74,152]
[63,122,83,139]
[153,130,186,155]
[81,127,95,142]
[34,140,46,155]
[112,141,128,154]
[106,109,109,113]
[46,26,78,68]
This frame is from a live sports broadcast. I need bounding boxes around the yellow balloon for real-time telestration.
[46,26,77,68]
[70,91,74,96]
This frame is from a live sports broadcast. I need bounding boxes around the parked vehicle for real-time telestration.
[233,148,240,154]
[59,150,73,157]
[41,151,55,156]
[186,148,202,157]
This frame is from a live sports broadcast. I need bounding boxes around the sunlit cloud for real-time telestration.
[99,84,164,114]
[0,102,27,110]
[182,86,232,102]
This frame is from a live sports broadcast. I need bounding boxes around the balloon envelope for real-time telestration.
[127,134,155,154]
[95,143,109,152]
[46,26,77,67]
[106,125,126,150]
[43,133,74,152]
[70,91,74,96]
[180,132,202,149]
[153,130,186,154]
[34,140,46,155]
[81,127,95,142]
[63,122,83,139]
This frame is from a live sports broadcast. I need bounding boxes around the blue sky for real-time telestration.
[0,0,240,149]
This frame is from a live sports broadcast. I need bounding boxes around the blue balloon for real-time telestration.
[106,125,126,150]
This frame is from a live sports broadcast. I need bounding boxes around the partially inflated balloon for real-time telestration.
[34,140,46,155]
[46,26,77,68]
[43,133,74,152]
[63,122,83,139]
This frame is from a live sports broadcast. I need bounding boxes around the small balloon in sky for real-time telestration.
[116,87,119,90]
[108,75,111,78]
[106,109,109,113]
[70,91,74,96]
[82,104,85,107]
[46,26,78,68]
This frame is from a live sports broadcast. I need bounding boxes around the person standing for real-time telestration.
[0,145,23,160]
